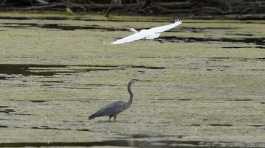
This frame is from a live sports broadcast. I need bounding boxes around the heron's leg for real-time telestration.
[109,116,112,121]
[113,115,117,121]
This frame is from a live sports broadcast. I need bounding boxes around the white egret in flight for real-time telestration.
[112,19,182,45]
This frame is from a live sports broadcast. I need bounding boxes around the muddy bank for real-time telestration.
[0,64,165,77]
[0,16,168,22]
[158,36,265,46]
[0,22,237,32]
[0,139,263,147]
[1,22,128,31]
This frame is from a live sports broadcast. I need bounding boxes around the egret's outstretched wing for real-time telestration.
[112,32,145,44]
[112,19,182,44]
[148,20,182,33]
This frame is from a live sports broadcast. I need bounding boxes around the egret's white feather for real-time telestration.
[148,20,182,33]
[112,19,182,44]
[112,32,146,44]
[129,28,138,33]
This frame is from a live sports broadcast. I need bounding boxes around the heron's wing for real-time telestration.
[92,101,126,117]
[148,20,182,33]
[112,32,145,44]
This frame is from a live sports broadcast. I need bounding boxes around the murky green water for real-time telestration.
[0,13,265,147]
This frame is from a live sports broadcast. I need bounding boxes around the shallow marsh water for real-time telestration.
[0,13,265,147]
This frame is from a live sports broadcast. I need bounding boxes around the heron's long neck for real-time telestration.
[127,82,133,106]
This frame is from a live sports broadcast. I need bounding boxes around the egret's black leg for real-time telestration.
[109,115,112,121]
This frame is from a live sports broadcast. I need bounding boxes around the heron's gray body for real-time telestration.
[89,101,129,120]
[89,79,136,121]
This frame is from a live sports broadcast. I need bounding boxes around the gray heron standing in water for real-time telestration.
[89,79,138,121]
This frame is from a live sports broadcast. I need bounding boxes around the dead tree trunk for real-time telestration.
[104,0,122,17]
